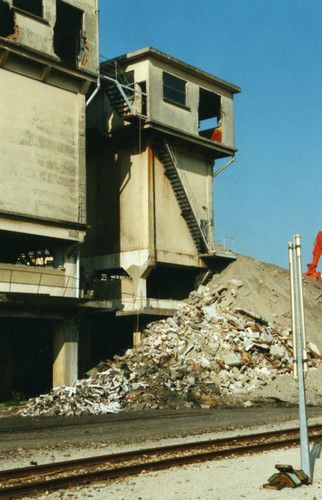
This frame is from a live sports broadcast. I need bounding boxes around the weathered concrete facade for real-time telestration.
[83,48,240,342]
[0,0,98,399]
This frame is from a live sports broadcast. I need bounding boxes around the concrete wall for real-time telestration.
[0,67,86,224]
[83,140,211,279]
[148,58,235,148]
[3,0,98,74]
[83,142,149,269]
[0,263,78,297]
[154,147,213,267]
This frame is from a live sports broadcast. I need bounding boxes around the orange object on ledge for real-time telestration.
[211,126,222,143]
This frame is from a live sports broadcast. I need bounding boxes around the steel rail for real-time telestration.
[1,425,322,498]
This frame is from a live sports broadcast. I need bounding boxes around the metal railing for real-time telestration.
[165,141,210,251]
[100,74,148,118]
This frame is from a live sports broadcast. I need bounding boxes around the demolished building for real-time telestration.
[0,4,241,401]
[0,0,99,399]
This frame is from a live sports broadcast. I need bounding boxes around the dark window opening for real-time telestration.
[124,70,134,87]
[54,0,84,67]
[163,71,186,107]
[147,265,207,300]
[13,0,43,17]
[0,1,15,38]
[0,232,62,267]
[0,318,53,401]
[138,81,147,115]
[198,88,221,142]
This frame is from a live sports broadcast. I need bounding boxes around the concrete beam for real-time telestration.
[53,317,79,387]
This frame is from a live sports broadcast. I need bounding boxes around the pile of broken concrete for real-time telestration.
[20,282,321,417]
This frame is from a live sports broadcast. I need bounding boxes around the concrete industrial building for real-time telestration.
[84,48,240,346]
[0,9,240,400]
[0,0,99,399]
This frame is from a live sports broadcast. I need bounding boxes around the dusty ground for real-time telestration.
[210,253,322,348]
[0,408,321,470]
[34,444,322,499]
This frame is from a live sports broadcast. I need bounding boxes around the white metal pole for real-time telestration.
[294,234,308,373]
[292,235,311,480]
[288,242,298,380]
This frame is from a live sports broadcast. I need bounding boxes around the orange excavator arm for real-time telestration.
[304,231,322,280]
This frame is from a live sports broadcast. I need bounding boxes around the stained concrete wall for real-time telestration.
[83,142,149,264]
[0,67,86,224]
[154,148,213,267]
[83,140,211,277]
[3,0,98,74]
[148,58,235,148]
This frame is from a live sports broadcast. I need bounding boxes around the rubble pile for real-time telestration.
[20,282,321,417]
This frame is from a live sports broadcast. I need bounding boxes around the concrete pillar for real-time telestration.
[53,317,79,387]
[133,330,142,347]
[0,330,13,400]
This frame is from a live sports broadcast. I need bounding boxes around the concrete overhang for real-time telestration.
[145,119,237,159]
[0,37,97,92]
[103,46,241,95]
[0,293,81,319]
[81,298,181,317]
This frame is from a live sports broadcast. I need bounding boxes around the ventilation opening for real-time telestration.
[54,0,84,67]
[13,0,43,17]
[198,88,222,142]
[147,265,207,300]
[0,1,15,38]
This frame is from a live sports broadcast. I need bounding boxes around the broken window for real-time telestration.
[198,88,221,141]
[163,72,186,106]
[54,0,84,67]
[0,0,15,38]
[13,0,43,17]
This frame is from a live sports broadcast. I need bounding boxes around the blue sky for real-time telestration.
[99,0,322,269]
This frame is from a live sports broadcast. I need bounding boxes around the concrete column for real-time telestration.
[0,330,13,400]
[133,330,142,347]
[53,317,79,387]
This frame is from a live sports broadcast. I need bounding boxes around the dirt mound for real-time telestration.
[209,253,322,348]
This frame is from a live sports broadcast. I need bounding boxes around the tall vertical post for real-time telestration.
[289,235,311,480]
[288,243,298,380]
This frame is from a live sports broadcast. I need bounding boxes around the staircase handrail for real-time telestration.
[165,140,210,251]
[100,74,147,118]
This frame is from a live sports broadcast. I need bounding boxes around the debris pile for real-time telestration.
[20,282,321,417]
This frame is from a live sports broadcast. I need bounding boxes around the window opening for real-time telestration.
[124,70,134,87]
[138,81,147,116]
[198,88,222,142]
[54,0,84,67]
[13,0,43,17]
[163,71,186,106]
[0,1,15,38]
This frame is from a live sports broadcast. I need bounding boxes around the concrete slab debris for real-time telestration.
[20,283,321,417]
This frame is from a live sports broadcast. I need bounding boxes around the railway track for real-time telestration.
[0,424,322,498]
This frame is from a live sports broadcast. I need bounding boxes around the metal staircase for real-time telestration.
[100,61,146,121]
[154,139,210,254]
